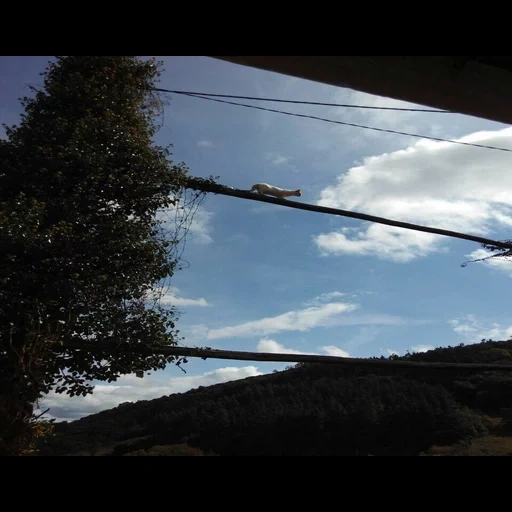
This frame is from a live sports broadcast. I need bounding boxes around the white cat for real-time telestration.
[249,183,302,199]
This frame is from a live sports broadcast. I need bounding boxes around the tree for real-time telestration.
[0,56,206,455]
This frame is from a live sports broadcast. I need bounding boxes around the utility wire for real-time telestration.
[163,91,512,154]
[186,179,512,252]
[151,87,450,113]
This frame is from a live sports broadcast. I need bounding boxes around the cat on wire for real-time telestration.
[248,183,302,199]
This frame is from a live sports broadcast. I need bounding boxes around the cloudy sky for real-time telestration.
[2,56,512,421]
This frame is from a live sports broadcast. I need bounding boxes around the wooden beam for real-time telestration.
[53,340,512,372]
[185,179,512,251]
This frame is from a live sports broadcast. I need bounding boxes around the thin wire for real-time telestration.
[151,87,450,113]
[173,92,512,154]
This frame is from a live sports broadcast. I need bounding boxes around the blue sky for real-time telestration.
[2,56,512,421]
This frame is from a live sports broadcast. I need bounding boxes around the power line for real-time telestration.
[151,87,450,113]
[186,179,512,252]
[165,91,512,154]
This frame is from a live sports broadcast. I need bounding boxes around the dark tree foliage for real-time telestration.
[38,339,512,456]
[140,375,485,456]
[0,56,202,455]
[123,444,216,456]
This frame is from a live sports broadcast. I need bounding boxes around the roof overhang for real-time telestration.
[211,56,512,125]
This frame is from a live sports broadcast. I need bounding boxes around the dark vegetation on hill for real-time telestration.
[37,339,512,456]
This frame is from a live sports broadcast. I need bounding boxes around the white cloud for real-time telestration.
[464,249,512,276]
[264,152,296,170]
[147,287,212,308]
[271,155,290,166]
[208,309,408,341]
[257,338,315,355]
[411,344,434,353]
[207,301,358,340]
[172,297,211,307]
[313,127,512,262]
[320,345,350,357]
[188,207,214,245]
[303,291,345,306]
[182,324,210,344]
[197,139,215,148]
[257,338,350,358]
[449,314,512,342]
[38,366,262,422]
[315,226,439,263]
[163,287,211,307]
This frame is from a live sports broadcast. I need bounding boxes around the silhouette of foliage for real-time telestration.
[124,444,217,456]
[0,56,207,455]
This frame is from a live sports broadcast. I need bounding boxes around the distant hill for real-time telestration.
[37,339,512,456]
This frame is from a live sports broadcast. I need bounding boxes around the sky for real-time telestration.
[2,56,512,422]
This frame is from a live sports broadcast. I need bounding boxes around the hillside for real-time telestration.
[37,339,512,456]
